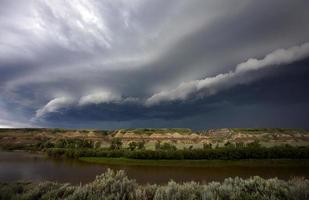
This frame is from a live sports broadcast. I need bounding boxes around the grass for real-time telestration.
[79,157,309,167]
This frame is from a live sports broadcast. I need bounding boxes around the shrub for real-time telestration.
[93,141,101,149]
[128,142,138,151]
[155,141,161,150]
[110,138,123,150]
[45,144,309,160]
[54,139,94,149]
[159,143,177,151]
[137,141,146,150]
[203,143,212,150]
[2,171,309,200]
[66,169,139,200]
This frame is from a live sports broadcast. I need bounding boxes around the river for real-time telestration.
[0,151,309,184]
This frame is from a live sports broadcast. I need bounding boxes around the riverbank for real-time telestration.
[46,144,309,160]
[80,157,309,167]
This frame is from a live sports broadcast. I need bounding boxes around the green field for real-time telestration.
[79,157,309,167]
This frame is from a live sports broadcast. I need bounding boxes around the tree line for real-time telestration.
[46,143,309,160]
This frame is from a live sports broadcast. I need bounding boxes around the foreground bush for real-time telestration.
[1,169,309,200]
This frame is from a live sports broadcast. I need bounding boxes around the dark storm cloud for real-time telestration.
[0,0,309,128]
[36,58,309,129]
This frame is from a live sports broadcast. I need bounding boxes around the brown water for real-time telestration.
[0,151,309,184]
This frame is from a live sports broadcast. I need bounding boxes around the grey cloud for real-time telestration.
[0,0,309,128]
[0,98,33,128]
[146,42,309,105]
[78,91,122,106]
[34,90,139,120]
[35,97,75,119]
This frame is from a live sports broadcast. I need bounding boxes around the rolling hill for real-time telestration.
[1,128,309,150]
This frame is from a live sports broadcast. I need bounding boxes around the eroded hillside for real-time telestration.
[0,128,309,150]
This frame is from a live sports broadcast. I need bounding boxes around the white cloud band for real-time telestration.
[146,42,309,106]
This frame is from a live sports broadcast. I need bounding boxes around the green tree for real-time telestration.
[236,142,244,148]
[247,140,261,148]
[224,141,235,148]
[155,141,161,150]
[94,141,101,149]
[203,143,212,150]
[137,141,145,150]
[160,143,177,151]
[55,139,66,148]
[128,142,138,151]
[110,138,123,150]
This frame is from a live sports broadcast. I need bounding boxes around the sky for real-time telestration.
[0,0,309,129]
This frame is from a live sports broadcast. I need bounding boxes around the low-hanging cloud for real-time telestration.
[18,41,309,121]
[146,42,309,106]
[79,91,122,106]
[35,90,139,119]
[35,97,75,119]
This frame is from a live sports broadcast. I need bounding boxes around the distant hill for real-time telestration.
[0,128,309,150]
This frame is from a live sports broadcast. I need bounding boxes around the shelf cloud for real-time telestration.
[0,0,309,128]
[146,42,309,106]
[35,97,75,119]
